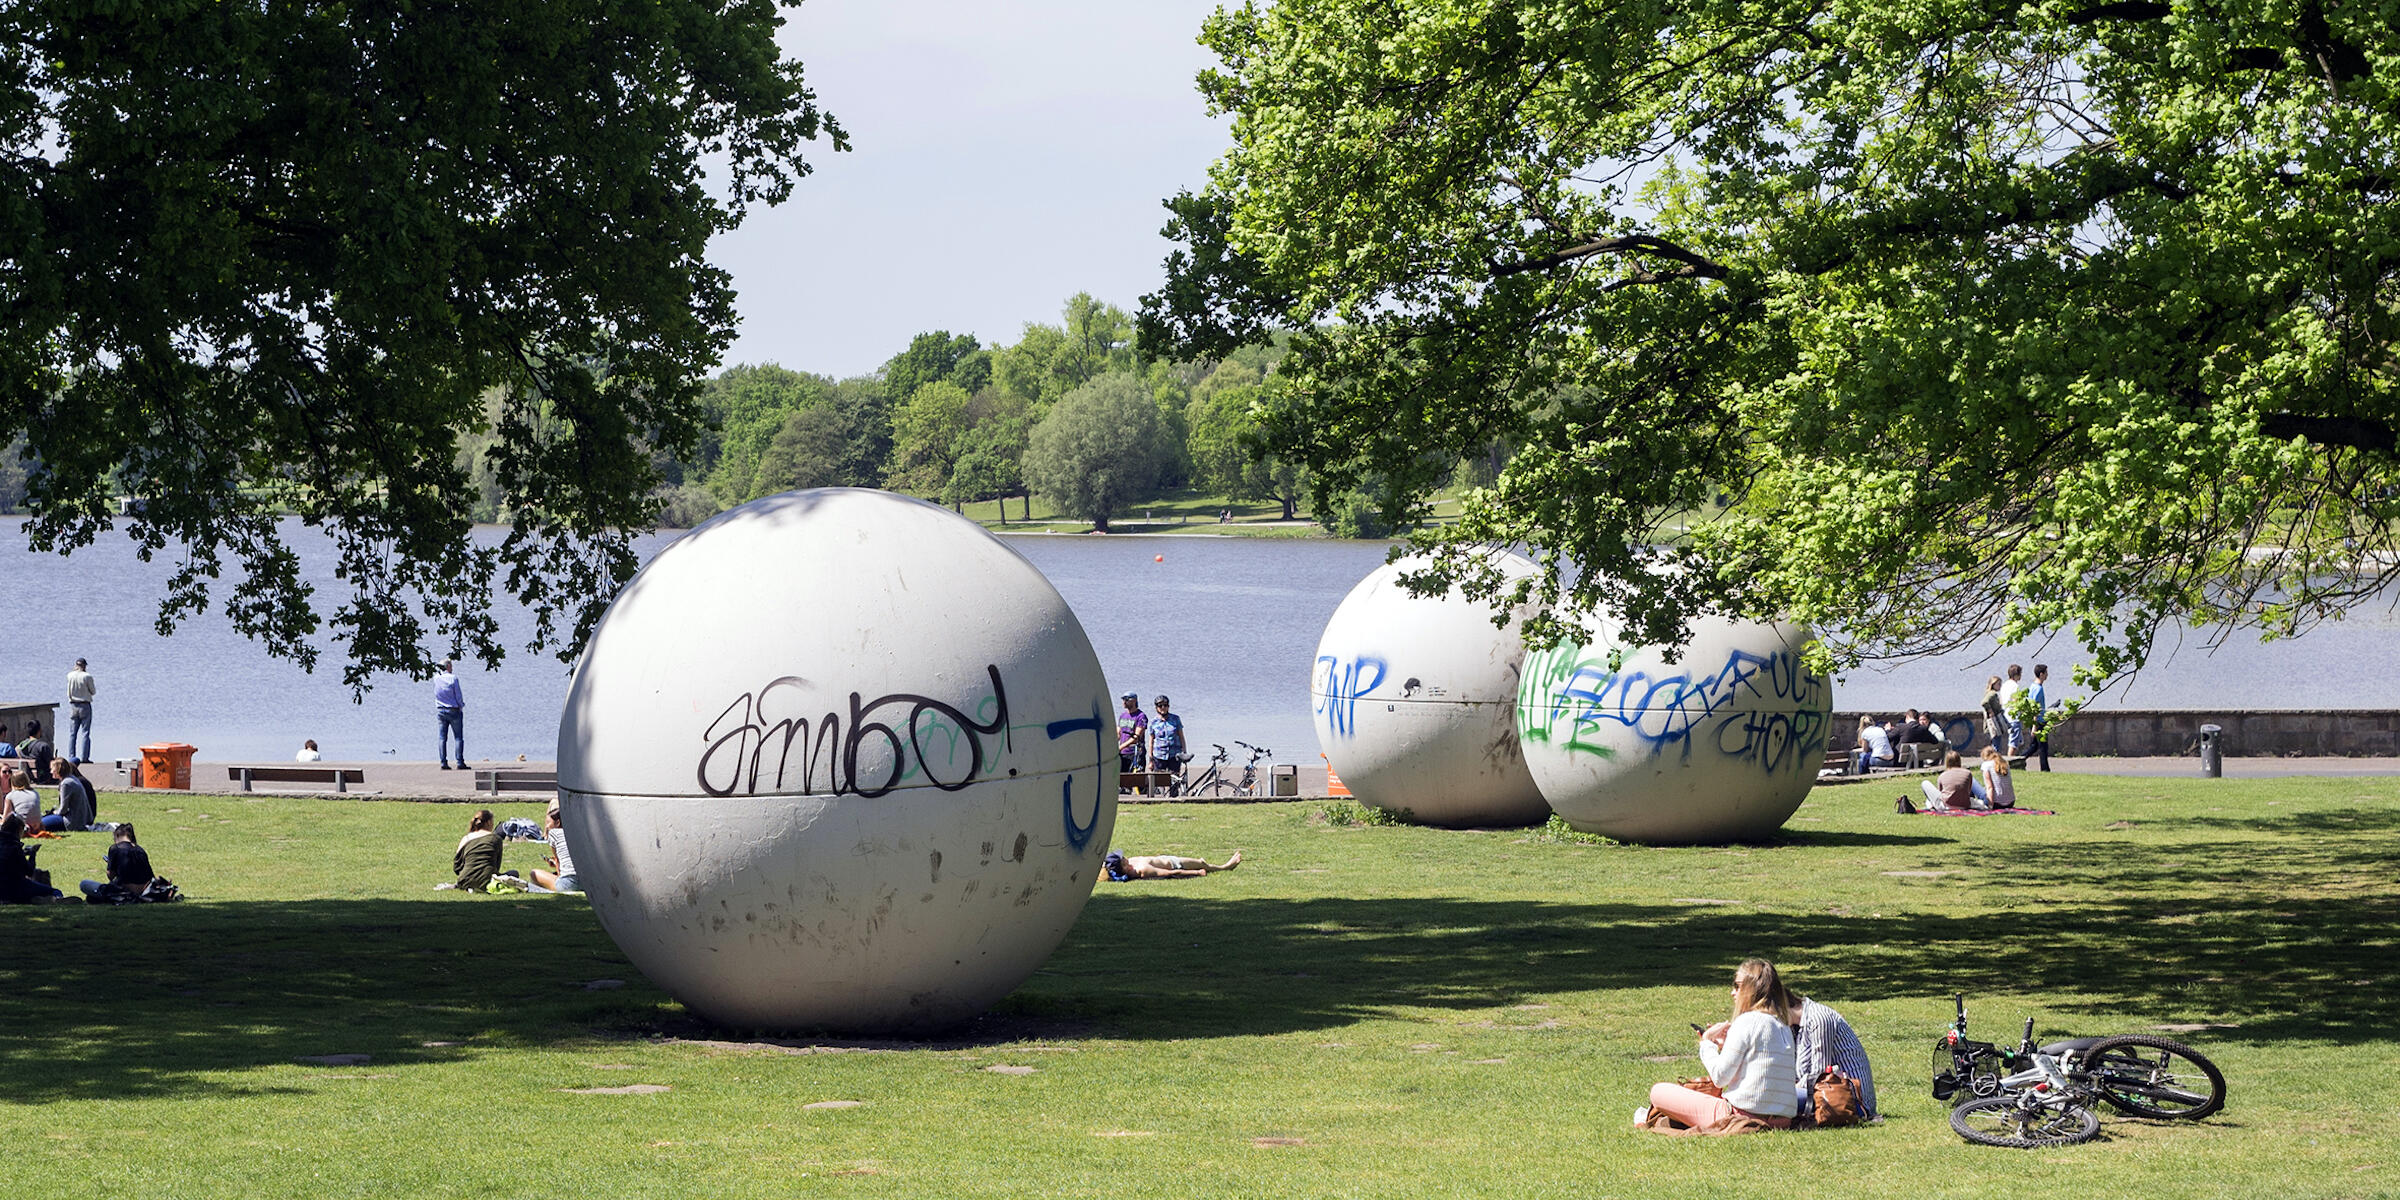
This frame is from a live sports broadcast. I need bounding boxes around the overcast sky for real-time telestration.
[707,2,1232,378]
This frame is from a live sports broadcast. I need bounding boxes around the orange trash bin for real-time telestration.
[137,742,198,790]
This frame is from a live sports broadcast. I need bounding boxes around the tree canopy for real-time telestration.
[1023,373,1166,532]
[1,0,842,687]
[1149,0,2400,685]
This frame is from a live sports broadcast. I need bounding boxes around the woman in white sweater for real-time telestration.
[1640,959,1800,1133]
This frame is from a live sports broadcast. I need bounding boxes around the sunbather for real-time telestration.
[1102,849,1241,880]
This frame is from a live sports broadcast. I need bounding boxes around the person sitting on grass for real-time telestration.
[1101,849,1241,881]
[43,758,96,832]
[1916,751,1984,811]
[5,769,49,837]
[451,809,502,892]
[1977,745,2017,809]
[1638,958,1800,1134]
[528,802,580,894]
[0,814,62,903]
[79,822,154,901]
[1790,987,1879,1123]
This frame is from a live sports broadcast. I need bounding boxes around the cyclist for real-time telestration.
[1115,691,1147,773]
[1146,695,1189,792]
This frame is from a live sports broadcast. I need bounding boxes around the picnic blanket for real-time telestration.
[1912,806,2055,817]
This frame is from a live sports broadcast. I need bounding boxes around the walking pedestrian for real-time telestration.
[2027,663,2054,771]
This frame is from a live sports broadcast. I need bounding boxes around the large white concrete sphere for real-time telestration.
[1309,552,1550,827]
[557,489,1116,1033]
[1517,617,1831,844]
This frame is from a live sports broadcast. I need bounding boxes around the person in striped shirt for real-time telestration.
[1793,994,1878,1121]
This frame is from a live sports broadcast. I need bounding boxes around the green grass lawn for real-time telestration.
[6,775,2395,1197]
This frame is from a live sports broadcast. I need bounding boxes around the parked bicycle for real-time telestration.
[1228,741,1272,797]
[1181,741,1274,798]
[1933,994,2226,1147]
[1181,744,1232,797]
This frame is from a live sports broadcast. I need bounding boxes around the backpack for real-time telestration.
[1808,1067,1866,1127]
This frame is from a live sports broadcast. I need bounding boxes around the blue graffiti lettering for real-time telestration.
[1520,643,1829,776]
[1045,711,1107,852]
[1313,654,1388,739]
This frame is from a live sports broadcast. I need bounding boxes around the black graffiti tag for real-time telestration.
[697,665,1014,798]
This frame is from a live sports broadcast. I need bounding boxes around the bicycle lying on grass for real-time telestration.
[1932,994,2227,1147]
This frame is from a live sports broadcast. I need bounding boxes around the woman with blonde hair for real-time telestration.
[1853,715,1894,773]
[1980,676,2007,754]
[1977,745,2016,808]
[1638,959,1799,1133]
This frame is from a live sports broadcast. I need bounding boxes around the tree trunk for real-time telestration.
[1021,491,1032,522]
[1280,493,1297,520]
[1093,511,1110,533]
[995,498,1007,525]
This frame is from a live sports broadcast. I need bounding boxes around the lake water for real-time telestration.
[3,515,2394,765]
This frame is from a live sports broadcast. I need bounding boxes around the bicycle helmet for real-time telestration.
[1119,691,1138,701]
[1154,694,1171,706]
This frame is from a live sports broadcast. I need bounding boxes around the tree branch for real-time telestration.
[1491,234,1730,281]
[2063,2,2169,24]
[2259,413,2398,455]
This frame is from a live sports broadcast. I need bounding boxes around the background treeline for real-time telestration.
[0,294,1394,533]
[452,293,1309,532]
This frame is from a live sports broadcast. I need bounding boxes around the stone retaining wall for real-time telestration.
[1827,709,2400,758]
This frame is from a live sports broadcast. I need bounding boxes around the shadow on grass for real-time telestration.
[1768,830,1956,848]
[0,897,646,1104]
[1033,890,2400,1049]
[6,868,2391,1102]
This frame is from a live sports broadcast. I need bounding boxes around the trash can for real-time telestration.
[137,742,198,790]
[1272,764,1299,797]
[2196,724,2223,778]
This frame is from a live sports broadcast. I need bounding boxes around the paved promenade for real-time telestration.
[75,754,2398,804]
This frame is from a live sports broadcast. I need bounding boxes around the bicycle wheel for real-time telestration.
[1931,1041,2003,1105]
[2076,1035,2226,1119]
[1950,1095,2102,1148]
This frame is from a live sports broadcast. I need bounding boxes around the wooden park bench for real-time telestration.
[1119,769,1175,796]
[1899,741,1947,769]
[228,765,366,793]
[475,767,558,795]
[1818,749,1851,777]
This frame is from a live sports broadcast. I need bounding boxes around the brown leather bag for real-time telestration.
[1680,1076,1724,1098]
[1809,1067,1865,1127]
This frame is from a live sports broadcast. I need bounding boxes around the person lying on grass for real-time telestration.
[1102,849,1241,881]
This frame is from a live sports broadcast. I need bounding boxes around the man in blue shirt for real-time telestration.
[1146,695,1187,787]
[433,659,466,770]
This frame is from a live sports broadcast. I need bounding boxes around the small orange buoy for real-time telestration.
[1154,554,1164,562]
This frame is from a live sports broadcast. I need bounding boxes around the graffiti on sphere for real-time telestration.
[1519,643,1829,775]
[1313,654,1387,739]
[697,665,1015,798]
[1044,706,1107,852]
